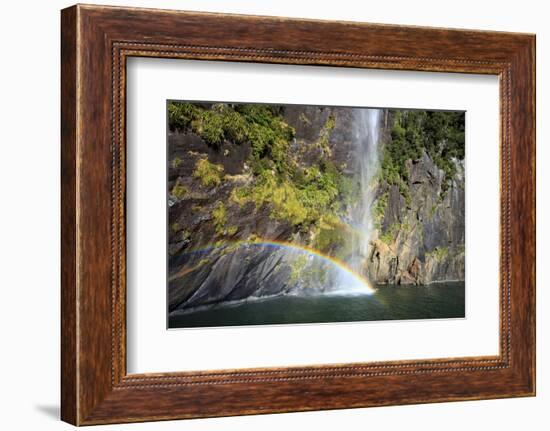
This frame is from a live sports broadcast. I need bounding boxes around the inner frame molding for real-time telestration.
[61,4,534,425]
[116,44,510,383]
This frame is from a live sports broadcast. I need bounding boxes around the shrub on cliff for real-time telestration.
[192,158,224,187]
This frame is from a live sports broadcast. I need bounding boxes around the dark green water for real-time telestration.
[169,282,465,329]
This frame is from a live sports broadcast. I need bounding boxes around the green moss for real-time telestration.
[317,115,336,156]
[171,183,188,199]
[172,156,182,168]
[298,112,311,125]
[379,231,394,245]
[181,230,191,241]
[218,242,241,256]
[192,110,225,145]
[379,222,402,245]
[232,170,308,225]
[198,258,209,267]
[210,203,237,236]
[373,192,388,229]
[171,222,180,232]
[325,115,336,132]
[427,246,449,262]
[212,202,228,235]
[193,158,224,187]
[247,233,261,243]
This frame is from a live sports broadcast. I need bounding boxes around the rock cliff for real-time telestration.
[367,152,465,285]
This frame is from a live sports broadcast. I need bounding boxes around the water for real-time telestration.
[348,108,381,273]
[169,281,465,329]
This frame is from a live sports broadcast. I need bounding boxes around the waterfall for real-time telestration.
[266,108,382,296]
[348,108,382,276]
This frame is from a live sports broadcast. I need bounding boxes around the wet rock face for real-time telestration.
[168,245,291,312]
[366,151,465,285]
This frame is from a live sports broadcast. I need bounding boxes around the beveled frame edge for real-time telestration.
[61,4,535,425]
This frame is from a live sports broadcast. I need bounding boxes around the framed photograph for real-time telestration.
[165,101,467,329]
[61,4,535,425]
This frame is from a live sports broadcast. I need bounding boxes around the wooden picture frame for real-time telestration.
[61,4,536,425]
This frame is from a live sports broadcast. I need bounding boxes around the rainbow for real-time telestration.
[179,238,376,294]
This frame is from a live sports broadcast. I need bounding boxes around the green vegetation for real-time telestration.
[298,112,311,125]
[192,158,224,187]
[197,258,210,267]
[317,115,336,156]
[171,156,182,168]
[209,202,238,237]
[169,102,245,147]
[181,230,191,242]
[380,222,401,245]
[238,105,295,174]
[170,223,191,243]
[382,110,465,200]
[226,226,238,236]
[168,102,294,173]
[171,183,188,199]
[379,221,412,245]
[426,246,449,262]
[246,233,261,243]
[212,202,228,235]
[232,158,350,235]
[232,170,309,225]
[170,102,349,242]
[373,192,389,229]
